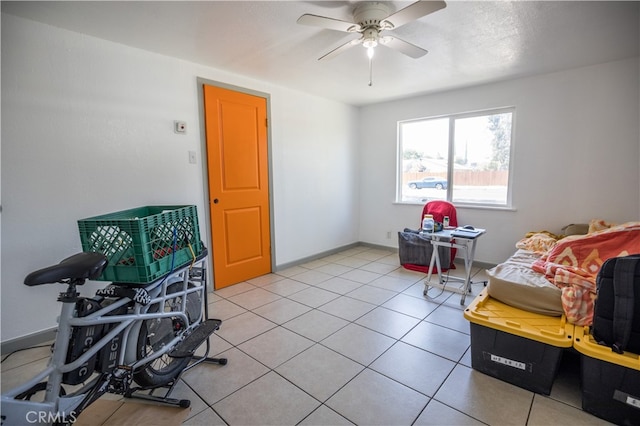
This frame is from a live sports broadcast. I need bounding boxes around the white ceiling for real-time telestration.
[3,1,639,105]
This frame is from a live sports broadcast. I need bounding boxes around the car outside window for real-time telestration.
[397,108,514,207]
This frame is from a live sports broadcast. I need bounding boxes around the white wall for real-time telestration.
[359,57,640,264]
[1,14,359,342]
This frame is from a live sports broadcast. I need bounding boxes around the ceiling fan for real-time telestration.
[297,1,447,62]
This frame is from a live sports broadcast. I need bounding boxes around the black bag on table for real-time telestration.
[591,254,640,354]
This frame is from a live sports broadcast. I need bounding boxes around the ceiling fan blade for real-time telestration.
[382,1,446,29]
[297,14,360,33]
[380,36,429,58]
[318,38,363,60]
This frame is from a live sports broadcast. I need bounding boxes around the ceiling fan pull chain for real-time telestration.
[368,57,373,87]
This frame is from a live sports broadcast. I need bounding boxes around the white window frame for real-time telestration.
[396,107,515,208]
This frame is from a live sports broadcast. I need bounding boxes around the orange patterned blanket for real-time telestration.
[531,222,640,325]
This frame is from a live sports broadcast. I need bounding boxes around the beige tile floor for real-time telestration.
[1,246,612,425]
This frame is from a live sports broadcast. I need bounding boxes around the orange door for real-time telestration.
[203,85,271,289]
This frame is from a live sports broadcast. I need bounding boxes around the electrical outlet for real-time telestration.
[174,120,187,134]
[386,231,392,239]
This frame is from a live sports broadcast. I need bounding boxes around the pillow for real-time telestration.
[588,219,616,234]
[561,223,589,236]
[516,233,558,254]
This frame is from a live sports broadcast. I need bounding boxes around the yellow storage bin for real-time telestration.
[573,326,640,425]
[464,290,574,394]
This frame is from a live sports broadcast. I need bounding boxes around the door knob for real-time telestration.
[213,199,219,204]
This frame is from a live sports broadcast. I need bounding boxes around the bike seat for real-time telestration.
[24,252,108,286]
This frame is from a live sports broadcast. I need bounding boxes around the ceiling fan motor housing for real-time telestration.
[353,2,391,29]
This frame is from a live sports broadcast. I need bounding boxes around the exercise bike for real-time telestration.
[1,247,226,426]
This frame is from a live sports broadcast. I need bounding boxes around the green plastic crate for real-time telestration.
[78,205,203,283]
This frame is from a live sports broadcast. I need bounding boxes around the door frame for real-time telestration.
[196,77,276,286]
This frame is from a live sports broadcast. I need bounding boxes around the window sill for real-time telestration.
[393,201,517,212]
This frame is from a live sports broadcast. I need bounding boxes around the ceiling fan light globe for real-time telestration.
[362,27,379,49]
[363,39,377,49]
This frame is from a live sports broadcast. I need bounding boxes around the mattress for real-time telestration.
[487,249,563,316]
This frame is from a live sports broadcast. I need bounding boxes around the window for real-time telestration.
[397,108,514,207]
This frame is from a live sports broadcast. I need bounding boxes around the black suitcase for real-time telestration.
[591,254,640,354]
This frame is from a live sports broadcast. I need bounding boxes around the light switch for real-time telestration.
[188,151,196,164]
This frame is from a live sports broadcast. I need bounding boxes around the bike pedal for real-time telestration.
[169,319,222,358]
